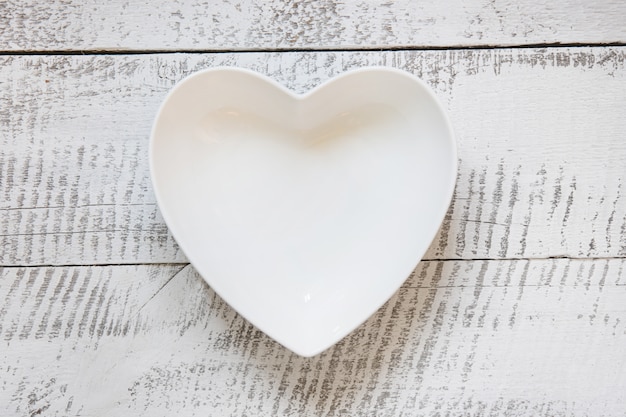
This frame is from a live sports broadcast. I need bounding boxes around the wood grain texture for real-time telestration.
[0,0,625,51]
[1,47,625,265]
[1,259,625,415]
[2,2,624,416]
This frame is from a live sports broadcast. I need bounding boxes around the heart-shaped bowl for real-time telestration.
[150,67,456,357]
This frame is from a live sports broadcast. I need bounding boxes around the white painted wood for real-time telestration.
[0,0,625,51]
[1,2,624,415]
[1,48,625,265]
[1,260,625,415]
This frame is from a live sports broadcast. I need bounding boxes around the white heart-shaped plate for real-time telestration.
[150,67,456,357]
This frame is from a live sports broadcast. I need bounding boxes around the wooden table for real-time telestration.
[2,1,626,415]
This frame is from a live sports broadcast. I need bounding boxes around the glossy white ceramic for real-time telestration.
[150,67,457,357]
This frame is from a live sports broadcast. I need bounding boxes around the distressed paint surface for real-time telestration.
[1,260,625,415]
[0,0,625,51]
[1,48,625,265]
[2,2,626,415]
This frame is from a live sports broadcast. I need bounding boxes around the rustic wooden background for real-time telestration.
[1,1,626,416]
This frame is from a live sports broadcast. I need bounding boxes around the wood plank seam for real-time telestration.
[1,42,626,56]
[132,264,189,318]
[3,254,626,269]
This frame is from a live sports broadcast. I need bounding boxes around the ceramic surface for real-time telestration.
[150,67,457,356]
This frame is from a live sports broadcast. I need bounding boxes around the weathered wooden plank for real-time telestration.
[0,0,625,51]
[1,259,625,415]
[1,48,625,265]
